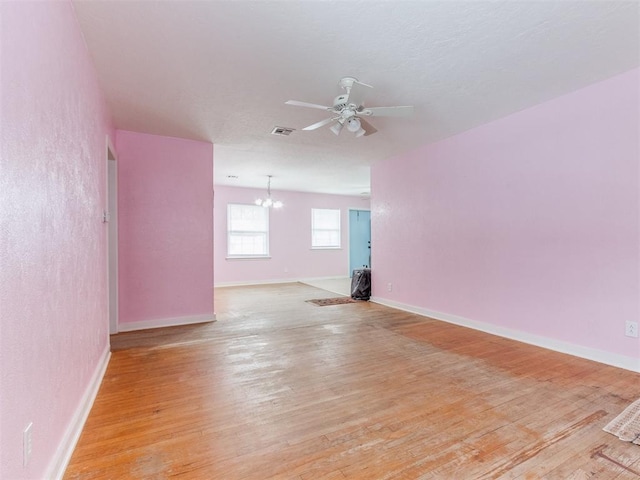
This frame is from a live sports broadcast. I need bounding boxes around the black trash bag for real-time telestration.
[351,268,371,300]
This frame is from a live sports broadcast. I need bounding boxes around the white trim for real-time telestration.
[106,140,118,334]
[117,314,216,332]
[46,345,111,480]
[371,296,640,373]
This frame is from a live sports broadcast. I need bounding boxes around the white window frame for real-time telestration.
[311,208,341,249]
[227,203,270,258]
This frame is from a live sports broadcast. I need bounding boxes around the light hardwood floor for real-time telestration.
[64,283,640,479]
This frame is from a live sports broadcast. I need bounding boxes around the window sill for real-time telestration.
[311,247,342,250]
[226,256,272,260]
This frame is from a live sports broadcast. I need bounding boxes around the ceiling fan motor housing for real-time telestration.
[333,94,349,111]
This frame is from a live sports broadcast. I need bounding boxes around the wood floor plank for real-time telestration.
[64,283,640,479]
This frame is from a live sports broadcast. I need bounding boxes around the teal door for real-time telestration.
[349,209,371,276]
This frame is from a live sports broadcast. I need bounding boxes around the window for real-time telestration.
[227,204,269,257]
[312,208,341,248]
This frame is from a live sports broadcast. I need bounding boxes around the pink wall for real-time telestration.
[372,68,639,364]
[116,131,214,326]
[0,2,114,478]
[214,186,369,284]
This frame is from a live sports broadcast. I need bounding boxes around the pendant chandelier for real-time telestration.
[255,175,283,209]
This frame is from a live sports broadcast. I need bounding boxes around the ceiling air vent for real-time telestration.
[271,126,295,136]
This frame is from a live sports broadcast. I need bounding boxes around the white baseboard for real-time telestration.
[214,275,348,288]
[46,345,111,480]
[371,296,640,373]
[117,313,215,332]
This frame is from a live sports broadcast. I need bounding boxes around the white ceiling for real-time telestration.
[73,1,639,196]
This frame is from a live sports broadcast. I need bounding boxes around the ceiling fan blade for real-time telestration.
[346,81,372,109]
[302,117,336,131]
[285,100,332,111]
[359,118,378,136]
[361,106,414,117]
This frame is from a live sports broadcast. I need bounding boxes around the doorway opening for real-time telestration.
[348,209,371,276]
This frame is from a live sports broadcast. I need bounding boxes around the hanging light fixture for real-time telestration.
[255,175,283,208]
[330,120,344,136]
[346,117,366,137]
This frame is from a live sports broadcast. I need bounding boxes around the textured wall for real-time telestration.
[372,69,639,362]
[0,2,114,478]
[116,131,214,326]
[214,186,370,284]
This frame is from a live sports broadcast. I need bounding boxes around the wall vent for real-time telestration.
[271,126,295,136]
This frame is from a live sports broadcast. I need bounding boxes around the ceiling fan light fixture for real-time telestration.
[330,121,344,136]
[346,117,361,133]
[286,77,413,138]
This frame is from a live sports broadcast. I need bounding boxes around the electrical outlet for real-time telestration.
[387,283,392,292]
[23,422,33,466]
[625,321,638,338]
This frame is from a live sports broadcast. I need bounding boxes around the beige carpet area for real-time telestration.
[603,398,640,445]
[300,277,351,296]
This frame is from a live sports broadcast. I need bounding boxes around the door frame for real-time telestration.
[106,136,118,334]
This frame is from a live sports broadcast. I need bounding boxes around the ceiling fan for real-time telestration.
[285,77,413,137]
